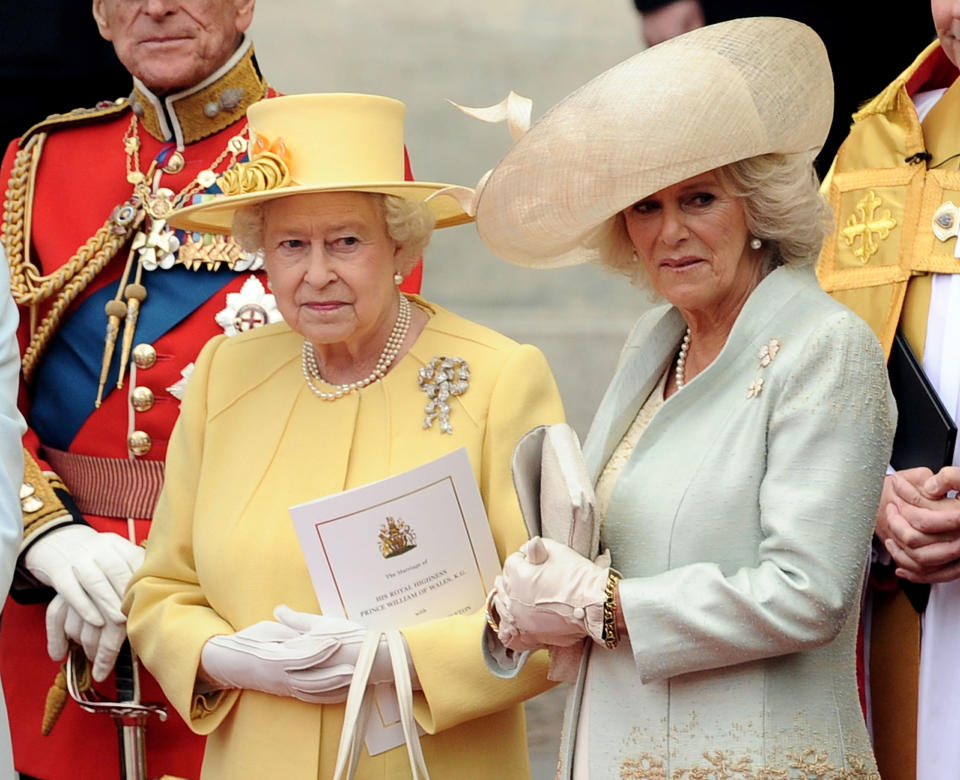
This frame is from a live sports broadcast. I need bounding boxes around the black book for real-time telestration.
[885,331,956,614]
[888,331,957,472]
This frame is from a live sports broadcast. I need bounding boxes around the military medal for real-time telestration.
[215,275,281,336]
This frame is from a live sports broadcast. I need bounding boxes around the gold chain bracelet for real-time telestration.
[484,587,500,633]
[601,568,622,649]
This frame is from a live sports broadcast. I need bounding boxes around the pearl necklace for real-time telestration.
[301,293,412,400]
[674,327,692,390]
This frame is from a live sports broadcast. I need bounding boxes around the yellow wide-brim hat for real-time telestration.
[167,93,473,234]
[475,17,834,268]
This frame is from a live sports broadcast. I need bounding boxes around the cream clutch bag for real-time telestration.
[511,423,600,560]
[483,423,600,682]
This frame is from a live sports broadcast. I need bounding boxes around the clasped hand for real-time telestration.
[879,466,960,583]
[492,536,609,652]
[24,525,145,681]
[200,605,418,704]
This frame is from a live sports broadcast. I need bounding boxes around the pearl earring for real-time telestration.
[393,273,404,286]
[750,237,762,250]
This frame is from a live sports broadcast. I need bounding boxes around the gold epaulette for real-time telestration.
[20,98,129,147]
[3,111,135,380]
[20,449,73,546]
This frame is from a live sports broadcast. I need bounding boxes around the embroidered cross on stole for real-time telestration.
[817,68,960,359]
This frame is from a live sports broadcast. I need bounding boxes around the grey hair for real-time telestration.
[232,192,435,276]
[593,152,831,288]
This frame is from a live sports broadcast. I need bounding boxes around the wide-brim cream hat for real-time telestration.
[475,17,834,267]
[167,93,473,234]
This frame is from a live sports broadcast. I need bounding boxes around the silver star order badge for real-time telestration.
[215,275,281,336]
[418,357,470,433]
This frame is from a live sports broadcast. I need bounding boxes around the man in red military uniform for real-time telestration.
[0,2,421,778]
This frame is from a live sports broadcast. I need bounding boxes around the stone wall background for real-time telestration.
[250,4,647,775]
[250,1,649,440]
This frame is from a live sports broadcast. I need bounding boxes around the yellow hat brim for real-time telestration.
[167,181,474,234]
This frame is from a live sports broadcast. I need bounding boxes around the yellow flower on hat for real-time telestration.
[217,151,291,196]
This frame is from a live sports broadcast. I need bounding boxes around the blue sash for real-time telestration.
[30,265,235,451]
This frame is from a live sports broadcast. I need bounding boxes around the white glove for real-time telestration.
[46,594,127,682]
[25,525,145,627]
[274,605,420,701]
[25,525,144,680]
[200,617,354,703]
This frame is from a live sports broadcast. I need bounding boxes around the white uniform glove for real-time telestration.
[46,594,128,682]
[200,617,355,703]
[25,525,144,625]
[25,525,145,679]
[493,536,609,652]
[273,604,420,702]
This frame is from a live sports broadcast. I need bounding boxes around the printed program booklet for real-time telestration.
[289,447,502,755]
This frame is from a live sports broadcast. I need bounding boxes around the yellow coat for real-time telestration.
[123,296,565,779]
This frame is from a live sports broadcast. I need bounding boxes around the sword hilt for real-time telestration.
[65,644,167,780]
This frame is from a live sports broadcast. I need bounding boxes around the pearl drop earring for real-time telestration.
[750,237,762,250]
[393,273,404,286]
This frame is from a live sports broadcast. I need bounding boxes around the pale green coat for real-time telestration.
[564,266,896,779]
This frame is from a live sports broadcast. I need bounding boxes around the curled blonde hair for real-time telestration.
[232,192,435,276]
[593,152,831,288]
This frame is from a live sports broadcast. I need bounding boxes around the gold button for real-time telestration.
[128,430,152,456]
[131,386,155,412]
[21,495,44,513]
[132,343,157,369]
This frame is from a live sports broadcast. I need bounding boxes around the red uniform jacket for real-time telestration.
[0,39,420,779]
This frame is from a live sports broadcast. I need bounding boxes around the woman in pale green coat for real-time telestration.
[481,18,896,779]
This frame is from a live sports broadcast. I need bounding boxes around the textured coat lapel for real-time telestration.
[582,266,812,485]
[583,306,684,483]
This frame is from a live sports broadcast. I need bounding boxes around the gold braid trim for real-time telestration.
[2,131,134,381]
[21,100,128,147]
[20,225,132,383]
[16,217,125,306]
[3,140,130,305]
[1,134,41,297]
[21,449,72,543]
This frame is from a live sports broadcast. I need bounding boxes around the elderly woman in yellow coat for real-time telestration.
[122,94,564,779]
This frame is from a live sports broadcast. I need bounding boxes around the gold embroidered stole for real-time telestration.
[814,46,960,780]
[816,42,960,359]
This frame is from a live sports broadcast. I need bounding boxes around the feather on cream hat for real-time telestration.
[167,93,473,234]
[474,17,834,267]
